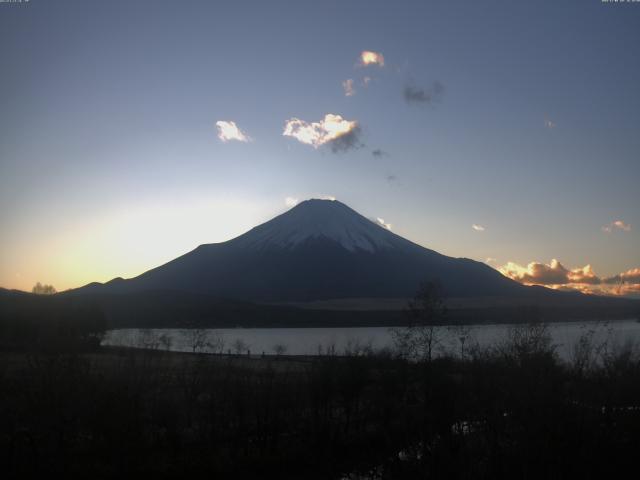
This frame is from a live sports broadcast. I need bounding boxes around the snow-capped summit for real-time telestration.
[233,199,407,253]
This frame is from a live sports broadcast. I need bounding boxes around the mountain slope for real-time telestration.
[72,199,526,301]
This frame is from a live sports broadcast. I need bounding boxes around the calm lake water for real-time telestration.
[103,319,640,361]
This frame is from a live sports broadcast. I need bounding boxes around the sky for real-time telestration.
[1,0,639,296]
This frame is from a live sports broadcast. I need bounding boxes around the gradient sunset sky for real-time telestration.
[1,0,638,295]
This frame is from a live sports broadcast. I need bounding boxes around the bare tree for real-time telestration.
[343,337,373,357]
[272,343,288,356]
[159,333,173,351]
[573,321,614,374]
[232,338,248,355]
[495,322,556,365]
[208,331,225,354]
[138,329,160,350]
[186,328,208,353]
[448,323,474,360]
[392,281,447,361]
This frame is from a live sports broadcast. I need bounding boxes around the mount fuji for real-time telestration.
[74,199,526,302]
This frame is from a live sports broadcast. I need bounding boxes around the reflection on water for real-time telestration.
[102,319,640,361]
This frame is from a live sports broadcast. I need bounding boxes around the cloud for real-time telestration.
[328,126,364,153]
[560,280,640,298]
[544,119,557,129]
[216,121,251,142]
[618,267,640,284]
[403,81,444,105]
[318,194,336,201]
[343,78,355,97]
[602,220,631,233]
[485,257,497,264]
[283,114,362,152]
[472,224,485,232]
[357,50,384,67]
[386,174,397,183]
[499,259,603,286]
[499,259,572,286]
[371,217,392,230]
[603,268,640,285]
[372,149,388,158]
[567,264,601,285]
[284,197,299,208]
[620,284,640,296]
[497,259,640,297]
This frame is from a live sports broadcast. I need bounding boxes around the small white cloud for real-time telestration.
[318,194,336,201]
[371,217,392,230]
[357,50,385,67]
[472,224,485,232]
[602,220,631,233]
[343,78,355,97]
[283,114,360,150]
[285,197,299,208]
[485,257,497,264]
[216,121,251,142]
[544,119,556,129]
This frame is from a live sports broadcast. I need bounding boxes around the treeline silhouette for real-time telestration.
[0,292,106,351]
[51,289,640,329]
[31,282,57,295]
[1,324,640,479]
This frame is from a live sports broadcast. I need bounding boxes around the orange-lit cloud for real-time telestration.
[343,79,355,96]
[567,264,601,285]
[619,267,640,284]
[216,121,251,142]
[498,259,640,297]
[283,114,361,152]
[602,220,631,233]
[603,267,640,285]
[357,50,384,67]
[499,259,572,285]
[472,224,485,232]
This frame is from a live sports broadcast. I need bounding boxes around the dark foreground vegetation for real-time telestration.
[1,323,640,479]
[0,290,105,352]
[2,285,640,478]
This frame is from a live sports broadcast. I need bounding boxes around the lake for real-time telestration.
[102,319,640,361]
